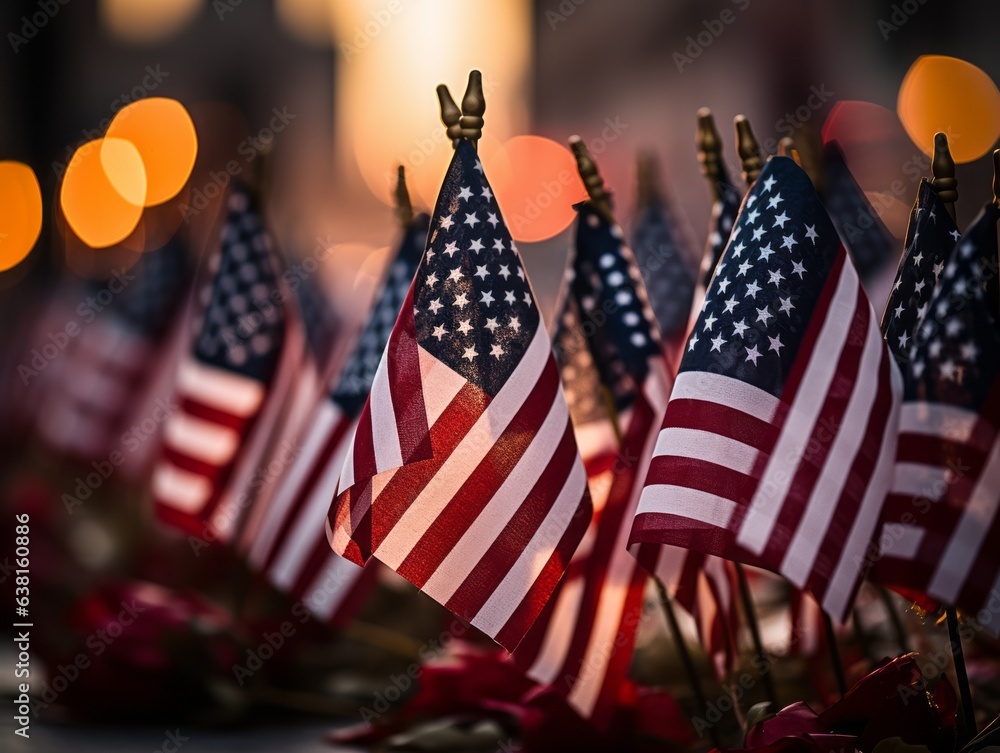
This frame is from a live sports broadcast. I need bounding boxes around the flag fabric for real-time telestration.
[875,201,1000,628]
[35,240,190,462]
[631,190,697,357]
[153,185,302,541]
[629,156,902,621]
[823,140,896,281]
[328,140,592,650]
[872,180,959,600]
[512,201,670,724]
[241,214,428,622]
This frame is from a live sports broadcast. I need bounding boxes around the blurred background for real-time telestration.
[2,1,1000,751]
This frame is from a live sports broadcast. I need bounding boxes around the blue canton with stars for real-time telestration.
[682,157,837,398]
[905,203,1000,407]
[194,184,286,383]
[882,180,959,363]
[824,140,895,279]
[331,213,429,417]
[414,140,539,397]
[569,202,661,414]
[631,198,695,340]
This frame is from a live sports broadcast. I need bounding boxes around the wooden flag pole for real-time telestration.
[654,577,722,749]
[929,132,977,743]
[697,108,725,203]
[394,165,414,229]
[822,611,848,696]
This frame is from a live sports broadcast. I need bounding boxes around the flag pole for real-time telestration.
[929,131,977,742]
[654,577,722,749]
[696,108,729,287]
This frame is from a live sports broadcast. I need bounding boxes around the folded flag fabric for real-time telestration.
[328,140,592,650]
[629,155,902,621]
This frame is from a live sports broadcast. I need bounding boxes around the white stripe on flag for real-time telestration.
[163,411,241,466]
[891,462,950,499]
[636,485,737,528]
[655,427,759,475]
[153,463,213,513]
[369,352,403,472]
[878,523,925,560]
[302,554,363,620]
[670,370,780,423]
[177,359,264,417]
[373,326,551,569]
[738,261,858,555]
[418,345,468,426]
[527,575,586,684]
[900,402,979,445]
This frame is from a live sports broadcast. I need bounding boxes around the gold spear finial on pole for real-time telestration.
[436,70,485,150]
[569,135,615,226]
[931,132,958,220]
[394,165,413,229]
[735,114,763,187]
[696,108,725,202]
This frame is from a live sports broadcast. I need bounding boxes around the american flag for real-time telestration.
[153,185,301,541]
[35,240,190,461]
[875,200,1000,627]
[512,201,669,724]
[328,140,592,650]
[823,140,896,281]
[241,214,428,622]
[629,156,902,622]
[872,180,959,601]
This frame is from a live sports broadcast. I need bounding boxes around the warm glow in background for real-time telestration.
[0,161,42,272]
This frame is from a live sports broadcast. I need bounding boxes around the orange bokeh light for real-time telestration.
[485,135,586,243]
[61,138,146,249]
[0,161,43,272]
[106,97,197,205]
[898,55,1000,162]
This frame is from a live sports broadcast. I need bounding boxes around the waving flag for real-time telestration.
[876,202,1000,628]
[513,202,669,723]
[630,156,902,621]
[154,185,301,541]
[328,141,592,650]
[873,180,961,600]
[35,241,190,462]
[241,214,428,621]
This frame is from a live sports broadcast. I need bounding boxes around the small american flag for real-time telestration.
[512,201,669,724]
[154,185,299,541]
[823,140,896,281]
[875,200,1000,627]
[873,180,959,600]
[328,140,592,650]
[36,240,190,461]
[630,156,902,622]
[241,214,428,622]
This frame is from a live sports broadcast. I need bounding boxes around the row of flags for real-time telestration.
[11,108,999,730]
